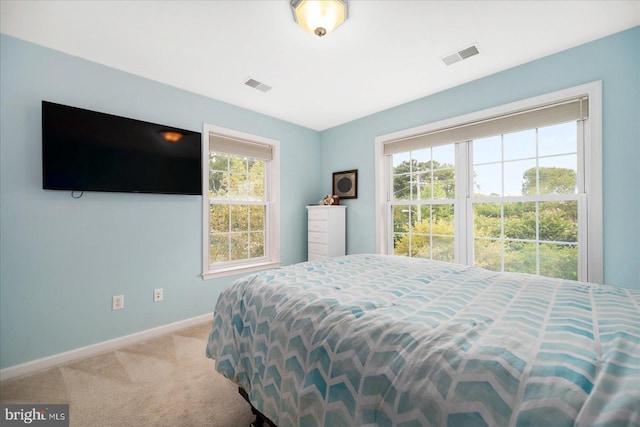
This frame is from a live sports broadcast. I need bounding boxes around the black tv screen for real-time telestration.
[42,101,202,195]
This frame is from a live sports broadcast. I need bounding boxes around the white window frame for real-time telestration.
[202,124,280,279]
[375,81,603,283]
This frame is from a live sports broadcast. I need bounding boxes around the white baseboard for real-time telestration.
[0,313,213,382]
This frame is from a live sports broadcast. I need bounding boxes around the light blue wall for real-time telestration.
[2,27,638,370]
[0,34,322,369]
[320,26,640,290]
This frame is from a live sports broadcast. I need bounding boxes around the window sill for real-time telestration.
[202,260,281,280]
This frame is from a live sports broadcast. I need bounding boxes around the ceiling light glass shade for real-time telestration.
[291,0,348,37]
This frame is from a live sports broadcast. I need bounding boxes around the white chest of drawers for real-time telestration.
[306,205,346,261]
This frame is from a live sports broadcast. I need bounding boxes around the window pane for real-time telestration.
[415,205,430,231]
[473,135,501,164]
[230,233,248,261]
[539,201,578,242]
[248,159,265,200]
[474,239,502,271]
[432,204,454,235]
[504,129,536,161]
[538,155,577,195]
[247,180,264,200]
[474,203,502,239]
[210,234,229,263]
[209,153,228,171]
[231,205,249,232]
[393,205,413,232]
[393,233,409,256]
[247,158,262,170]
[412,172,430,200]
[411,233,430,259]
[392,152,410,168]
[432,236,454,262]
[229,155,247,173]
[210,205,229,233]
[209,153,229,199]
[433,168,455,199]
[521,167,537,196]
[433,144,455,167]
[504,202,536,240]
[410,205,430,258]
[504,241,537,274]
[393,173,411,201]
[250,205,265,231]
[229,174,248,199]
[474,163,502,197]
[412,148,431,172]
[504,159,536,196]
[228,156,248,199]
[249,231,265,258]
[539,122,576,157]
[539,243,577,280]
[209,171,227,198]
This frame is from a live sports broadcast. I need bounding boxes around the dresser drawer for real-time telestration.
[308,220,328,233]
[308,231,328,244]
[308,242,328,256]
[308,209,329,221]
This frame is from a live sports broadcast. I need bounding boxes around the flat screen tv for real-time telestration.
[42,101,202,195]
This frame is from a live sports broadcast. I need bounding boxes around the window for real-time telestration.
[391,145,456,262]
[472,124,580,279]
[375,82,602,283]
[202,124,280,279]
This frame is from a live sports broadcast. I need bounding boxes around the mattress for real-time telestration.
[206,254,640,427]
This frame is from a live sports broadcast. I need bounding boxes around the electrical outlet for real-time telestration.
[153,288,163,302]
[112,295,124,310]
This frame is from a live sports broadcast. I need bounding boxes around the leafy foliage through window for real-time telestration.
[391,121,582,280]
[202,124,280,279]
[392,144,456,263]
[209,153,266,264]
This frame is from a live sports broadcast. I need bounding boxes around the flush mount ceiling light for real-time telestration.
[290,0,348,37]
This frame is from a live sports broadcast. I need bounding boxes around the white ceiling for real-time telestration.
[1,1,639,131]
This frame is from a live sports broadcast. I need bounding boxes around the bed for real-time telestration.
[206,254,640,427]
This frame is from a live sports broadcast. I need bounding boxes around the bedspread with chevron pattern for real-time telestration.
[206,254,640,427]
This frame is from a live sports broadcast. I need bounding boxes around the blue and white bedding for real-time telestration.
[206,254,640,427]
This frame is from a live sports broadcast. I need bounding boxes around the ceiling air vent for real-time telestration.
[442,44,480,66]
[244,78,272,93]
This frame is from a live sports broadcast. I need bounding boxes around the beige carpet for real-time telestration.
[0,322,255,426]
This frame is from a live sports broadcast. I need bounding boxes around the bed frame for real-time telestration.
[239,387,277,427]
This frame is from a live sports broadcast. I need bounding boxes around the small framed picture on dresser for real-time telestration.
[332,169,358,199]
